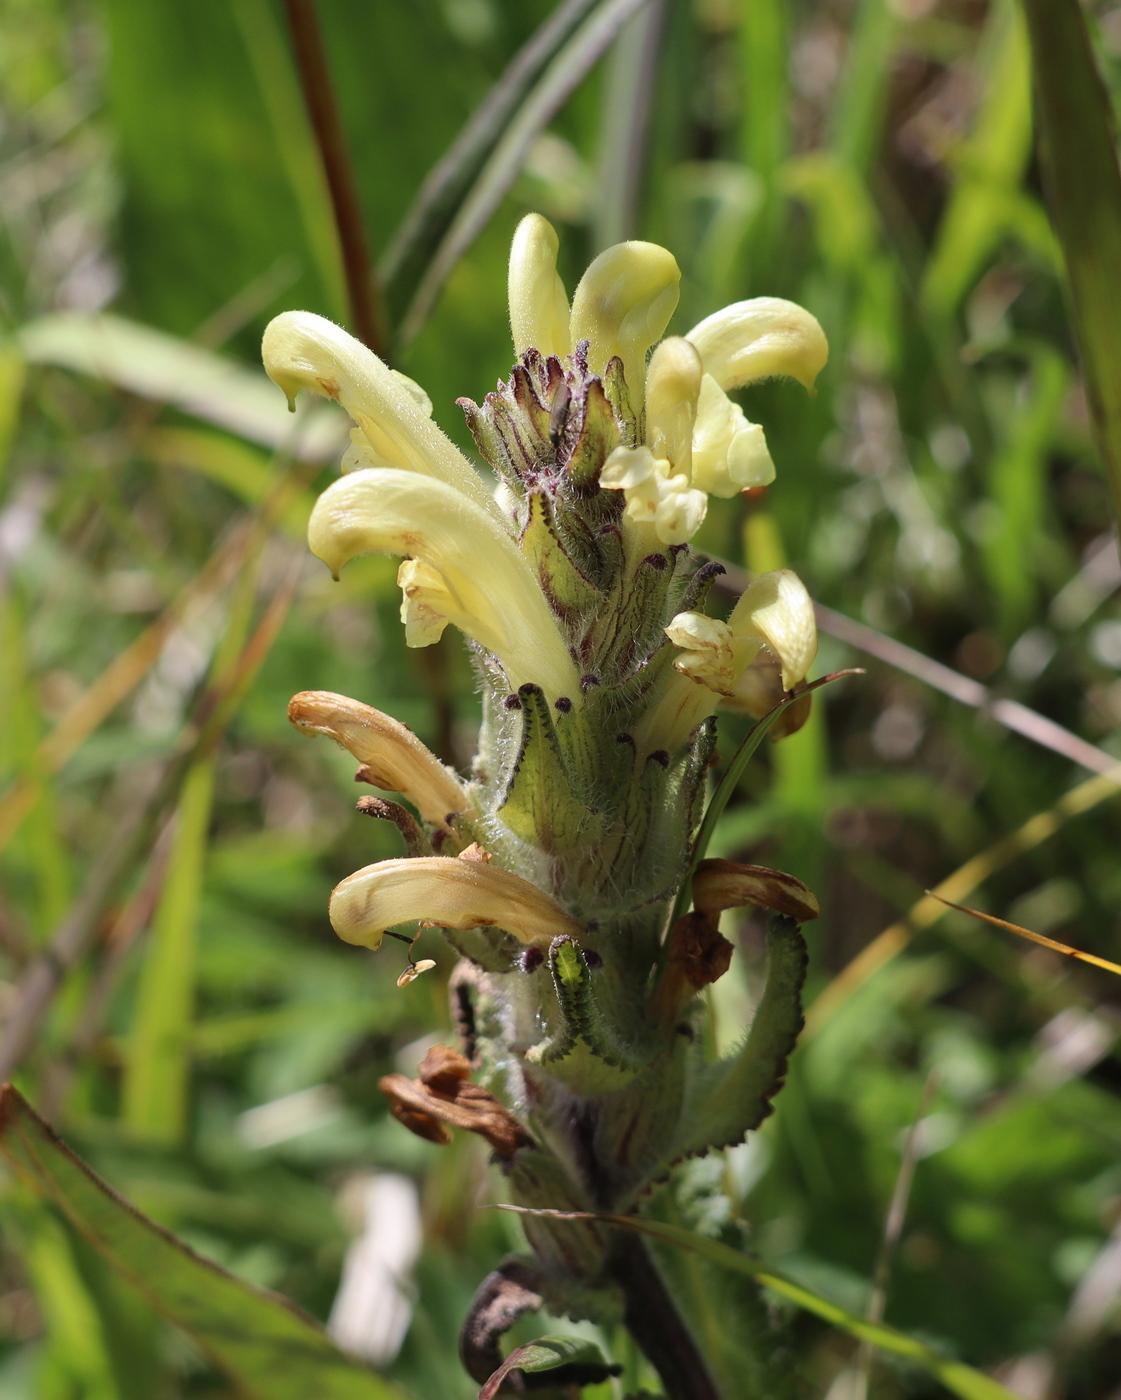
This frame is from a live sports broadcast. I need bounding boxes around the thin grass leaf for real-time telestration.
[122,755,216,1144]
[804,761,1121,1035]
[144,427,313,537]
[123,555,301,1142]
[1023,0,1121,529]
[668,669,862,930]
[496,1208,1019,1400]
[827,0,896,173]
[380,0,602,311]
[0,1086,411,1400]
[591,0,666,251]
[738,0,789,273]
[397,0,652,347]
[0,344,25,489]
[928,893,1121,976]
[19,313,344,458]
[921,0,1038,316]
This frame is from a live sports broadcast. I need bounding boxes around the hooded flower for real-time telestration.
[328,855,581,952]
[639,569,818,753]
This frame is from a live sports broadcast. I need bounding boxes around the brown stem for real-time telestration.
[607,1230,720,1400]
[282,0,388,358]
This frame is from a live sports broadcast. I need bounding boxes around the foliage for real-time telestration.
[2,0,1121,1396]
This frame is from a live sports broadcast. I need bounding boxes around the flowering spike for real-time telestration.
[509,214,571,360]
[328,856,581,952]
[307,468,582,701]
[569,241,681,387]
[262,311,499,518]
[686,296,828,394]
[288,691,467,828]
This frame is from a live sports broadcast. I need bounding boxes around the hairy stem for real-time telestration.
[608,1230,720,1400]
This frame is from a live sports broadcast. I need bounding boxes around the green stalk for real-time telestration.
[1022,0,1121,527]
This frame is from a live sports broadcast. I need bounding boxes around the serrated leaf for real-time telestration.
[0,1086,410,1400]
[667,914,807,1165]
[478,1334,619,1399]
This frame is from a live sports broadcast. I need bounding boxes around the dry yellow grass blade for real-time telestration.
[0,535,243,854]
[804,762,1121,1036]
[928,894,1121,977]
[0,458,314,857]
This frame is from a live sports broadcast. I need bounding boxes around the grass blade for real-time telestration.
[1022,0,1121,529]
[668,669,862,931]
[0,1086,410,1399]
[804,760,1121,1035]
[397,0,652,346]
[122,755,215,1144]
[231,0,349,326]
[380,0,601,313]
[496,1207,1019,1400]
[928,893,1121,977]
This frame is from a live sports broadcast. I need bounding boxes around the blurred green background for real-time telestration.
[3,0,1121,1395]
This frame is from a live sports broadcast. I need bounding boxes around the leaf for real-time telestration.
[920,1,1046,317]
[122,755,215,1144]
[381,0,602,316]
[0,1085,410,1400]
[667,914,807,1164]
[397,0,652,345]
[498,1208,1019,1400]
[19,313,343,458]
[1022,0,1121,530]
[478,1334,619,1400]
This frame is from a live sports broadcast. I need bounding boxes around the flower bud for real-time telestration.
[262,311,498,517]
[569,241,680,387]
[508,214,571,360]
[288,690,468,828]
[686,297,828,393]
[329,856,581,951]
[308,468,582,701]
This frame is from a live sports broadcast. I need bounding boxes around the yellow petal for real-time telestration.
[686,297,828,394]
[690,375,775,497]
[664,611,738,693]
[262,311,498,517]
[397,559,452,646]
[727,569,817,690]
[288,690,468,827]
[329,856,580,951]
[569,240,680,389]
[644,336,702,475]
[308,468,581,702]
[508,214,571,360]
